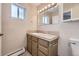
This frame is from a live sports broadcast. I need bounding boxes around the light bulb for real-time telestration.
[44,6,47,9]
[47,4,51,8]
[51,3,54,5]
[39,10,42,12]
[41,8,44,11]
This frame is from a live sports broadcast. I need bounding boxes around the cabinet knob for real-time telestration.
[0,34,3,36]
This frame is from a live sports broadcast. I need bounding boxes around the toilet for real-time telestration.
[70,38,79,56]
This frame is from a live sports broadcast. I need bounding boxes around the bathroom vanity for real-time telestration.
[27,31,59,56]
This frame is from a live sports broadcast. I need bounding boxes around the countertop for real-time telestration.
[27,33,58,42]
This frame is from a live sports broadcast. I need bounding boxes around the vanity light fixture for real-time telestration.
[38,3,57,13]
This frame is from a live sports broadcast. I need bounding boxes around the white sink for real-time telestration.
[31,33,57,41]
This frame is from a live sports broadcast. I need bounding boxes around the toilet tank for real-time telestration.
[70,38,79,56]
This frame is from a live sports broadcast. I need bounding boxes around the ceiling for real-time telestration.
[30,3,50,7]
[30,3,41,7]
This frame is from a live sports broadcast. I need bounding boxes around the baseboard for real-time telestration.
[4,47,25,56]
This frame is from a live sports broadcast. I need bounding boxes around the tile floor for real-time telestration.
[21,50,32,56]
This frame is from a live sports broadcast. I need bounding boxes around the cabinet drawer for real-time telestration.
[51,39,58,45]
[39,39,49,48]
[38,50,46,56]
[38,44,48,55]
[32,36,38,42]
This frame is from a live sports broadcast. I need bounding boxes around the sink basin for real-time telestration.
[31,33,57,41]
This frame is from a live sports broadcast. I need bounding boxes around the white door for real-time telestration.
[0,3,2,56]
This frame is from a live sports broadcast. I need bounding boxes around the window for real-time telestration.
[63,11,71,20]
[42,16,49,24]
[11,4,25,20]
[11,4,18,18]
[19,7,25,19]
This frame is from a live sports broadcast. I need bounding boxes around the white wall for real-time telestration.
[2,3,37,55]
[38,20,79,56]
[38,3,79,56]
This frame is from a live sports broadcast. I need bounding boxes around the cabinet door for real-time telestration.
[32,36,38,56]
[52,43,58,56]
[49,43,58,56]
[27,34,32,53]
[32,41,38,56]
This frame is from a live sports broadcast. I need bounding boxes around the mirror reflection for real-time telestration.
[38,3,59,25]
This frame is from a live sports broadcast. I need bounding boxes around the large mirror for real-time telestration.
[37,3,59,25]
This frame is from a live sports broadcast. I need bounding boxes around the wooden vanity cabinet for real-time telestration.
[27,34,58,56]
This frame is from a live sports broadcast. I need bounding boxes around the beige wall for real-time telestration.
[2,3,37,55]
[0,3,2,55]
[0,4,1,33]
[38,3,79,56]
